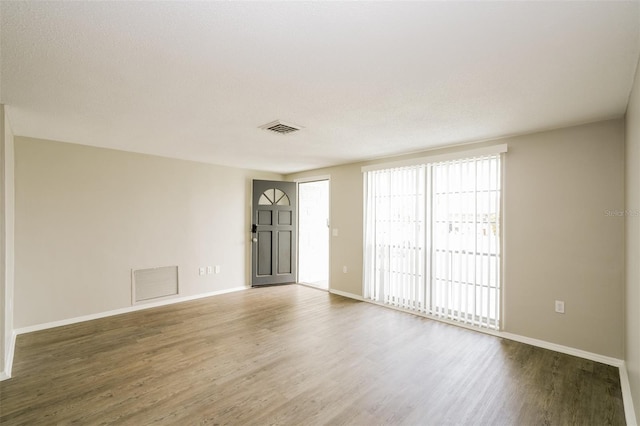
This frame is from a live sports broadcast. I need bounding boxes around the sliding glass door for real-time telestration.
[364,153,502,329]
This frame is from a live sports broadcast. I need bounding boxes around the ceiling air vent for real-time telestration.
[259,120,302,135]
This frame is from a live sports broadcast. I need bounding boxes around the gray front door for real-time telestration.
[251,180,297,286]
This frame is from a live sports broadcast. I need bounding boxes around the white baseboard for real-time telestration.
[619,362,638,426]
[499,332,624,367]
[1,331,16,381]
[15,286,249,335]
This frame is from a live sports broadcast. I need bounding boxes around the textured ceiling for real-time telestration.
[1,1,639,174]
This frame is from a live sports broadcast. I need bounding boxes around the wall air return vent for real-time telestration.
[259,120,302,135]
[132,265,179,303]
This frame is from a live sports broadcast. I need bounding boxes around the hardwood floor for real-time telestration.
[0,285,625,425]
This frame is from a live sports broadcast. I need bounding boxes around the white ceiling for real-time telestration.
[1,1,639,174]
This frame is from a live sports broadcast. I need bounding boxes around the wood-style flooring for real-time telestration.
[0,285,625,425]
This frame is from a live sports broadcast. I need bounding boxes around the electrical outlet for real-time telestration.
[332,228,339,237]
[555,300,565,314]
[343,266,348,273]
[198,267,205,276]
[215,265,221,274]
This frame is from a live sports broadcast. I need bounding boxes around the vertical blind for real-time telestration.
[363,153,502,329]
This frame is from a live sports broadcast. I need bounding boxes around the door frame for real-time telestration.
[294,175,331,291]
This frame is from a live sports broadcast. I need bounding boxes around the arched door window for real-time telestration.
[258,188,290,206]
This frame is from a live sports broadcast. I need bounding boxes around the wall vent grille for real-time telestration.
[259,120,302,135]
[132,266,179,303]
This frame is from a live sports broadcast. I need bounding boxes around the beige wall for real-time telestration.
[503,120,624,357]
[14,137,281,328]
[288,119,625,358]
[626,59,640,420]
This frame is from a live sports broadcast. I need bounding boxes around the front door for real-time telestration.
[251,180,297,286]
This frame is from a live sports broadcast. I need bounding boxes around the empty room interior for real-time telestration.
[2,1,640,425]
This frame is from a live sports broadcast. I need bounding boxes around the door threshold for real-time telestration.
[251,282,295,288]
